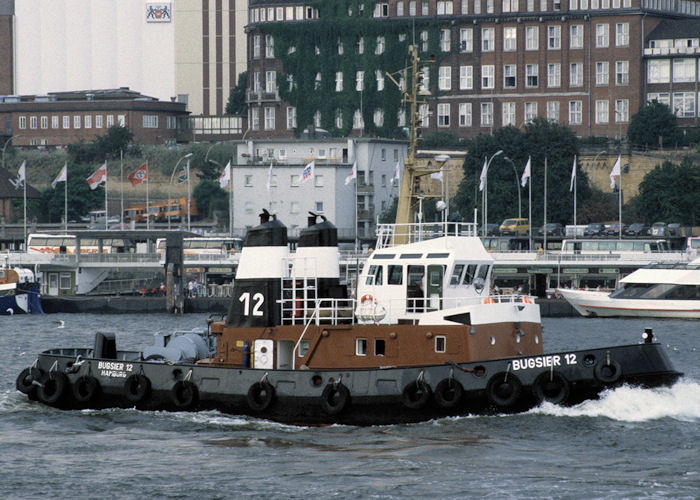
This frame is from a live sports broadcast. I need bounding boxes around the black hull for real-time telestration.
[18,343,682,426]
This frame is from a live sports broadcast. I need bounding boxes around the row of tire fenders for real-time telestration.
[16,359,623,414]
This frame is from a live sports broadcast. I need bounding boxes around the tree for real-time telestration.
[225,72,248,115]
[627,158,700,225]
[420,131,466,149]
[37,164,106,222]
[192,179,228,219]
[627,100,681,149]
[66,125,135,163]
[452,119,592,227]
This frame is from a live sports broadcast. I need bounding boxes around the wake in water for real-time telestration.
[529,379,700,422]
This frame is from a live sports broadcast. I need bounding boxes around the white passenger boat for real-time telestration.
[558,261,700,319]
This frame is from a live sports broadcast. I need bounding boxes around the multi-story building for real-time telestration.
[232,136,407,240]
[245,0,700,140]
[0,0,12,96]
[0,88,188,147]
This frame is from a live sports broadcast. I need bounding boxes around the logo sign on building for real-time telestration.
[146,3,172,23]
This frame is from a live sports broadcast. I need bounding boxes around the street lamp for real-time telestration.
[1,135,21,169]
[482,149,503,236]
[503,156,521,219]
[168,152,193,230]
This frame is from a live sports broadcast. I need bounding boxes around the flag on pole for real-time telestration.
[52,163,67,189]
[520,156,531,188]
[176,161,188,184]
[609,154,621,189]
[393,159,401,184]
[219,161,231,188]
[300,160,314,184]
[128,162,148,186]
[569,156,576,192]
[345,161,357,185]
[265,162,273,191]
[479,157,488,191]
[87,162,107,190]
[15,161,26,189]
[430,169,443,182]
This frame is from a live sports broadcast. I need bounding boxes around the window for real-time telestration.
[646,92,670,106]
[39,116,48,129]
[526,26,539,50]
[29,116,37,129]
[60,273,71,290]
[596,24,609,47]
[253,72,261,92]
[314,111,321,127]
[376,36,385,54]
[143,115,158,128]
[314,73,321,90]
[481,102,493,127]
[264,107,275,130]
[437,103,450,127]
[374,2,389,16]
[435,336,446,353]
[397,1,405,15]
[245,174,253,187]
[438,66,451,90]
[460,28,473,52]
[462,0,469,13]
[503,27,517,51]
[73,116,82,128]
[596,61,609,85]
[570,63,583,87]
[315,201,324,213]
[503,64,516,88]
[460,65,473,89]
[540,0,547,10]
[615,60,629,85]
[526,64,538,87]
[440,29,450,51]
[420,30,428,52]
[548,26,561,49]
[356,71,364,91]
[409,0,416,15]
[547,63,560,87]
[357,37,364,54]
[253,35,261,58]
[615,99,630,121]
[375,339,386,356]
[62,116,70,129]
[569,101,582,125]
[546,101,560,122]
[117,115,125,127]
[524,102,537,122]
[95,115,103,128]
[673,59,695,83]
[615,23,629,47]
[287,107,297,129]
[356,338,368,355]
[502,102,516,126]
[647,60,670,83]
[486,0,494,12]
[422,1,429,14]
[335,72,343,92]
[481,65,494,89]
[353,109,364,129]
[251,107,259,130]
[502,0,518,11]
[84,115,92,129]
[419,103,430,127]
[265,35,274,58]
[420,66,429,91]
[373,109,384,127]
[482,28,495,52]
[672,93,695,118]
[570,25,583,49]
[459,102,472,126]
[374,70,384,91]
[595,100,609,123]
[474,0,481,14]
[266,71,277,93]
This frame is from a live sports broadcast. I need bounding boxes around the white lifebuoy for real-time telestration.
[360,294,376,305]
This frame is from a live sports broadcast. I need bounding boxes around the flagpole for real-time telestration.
[618,162,622,240]
[105,160,108,229]
[64,165,68,233]
[23,165,27,248]
[186,159,191,232]
[354,168,358,251]
[229,161,233,237]
[146,163,150,231]
[528,164,532,251]
[544,157,547,255]
[120,150,124,230]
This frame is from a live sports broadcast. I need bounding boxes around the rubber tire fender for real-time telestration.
[37,372,69,405]
[532,370,570,405]
[321,383,350,415]
[16,367,42,395]
[247,381,275,412]
[123,374,151,403]
[171,380,198,409]
[594,360,623,384]
[434,378,464,409]
[486,372,523,408]
[72,375,101,403]
[401,380,432,409]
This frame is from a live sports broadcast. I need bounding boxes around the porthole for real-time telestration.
[311,375,323,387]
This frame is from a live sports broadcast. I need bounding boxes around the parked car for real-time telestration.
[499,218,529,236]
[603,223,628,236]
[667,223,682,237]
[624,223,649,237]
[650,222,668,237]
[538,223,564,236]
[479,223,500,236]
[583,223,605,237]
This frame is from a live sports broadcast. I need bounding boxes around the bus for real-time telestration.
[560,239,669,254]
[155,237,243,256]
[27,234,126,254]
[123,198,199,223]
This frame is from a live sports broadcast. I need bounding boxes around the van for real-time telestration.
[687,236,700,260]
[499,218,529,236]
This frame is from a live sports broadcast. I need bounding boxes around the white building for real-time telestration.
[232,137,408,241]
[12,0,247,116]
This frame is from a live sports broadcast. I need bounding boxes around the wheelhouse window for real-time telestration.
[388,265,403,285]
[375,339,386,356]
[356,338,368,355]
[366,265,383,285]
[435,336,446,353]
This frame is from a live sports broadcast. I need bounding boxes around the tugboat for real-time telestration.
[16,213,682,425]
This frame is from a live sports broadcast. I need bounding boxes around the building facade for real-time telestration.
[0,88,189,147]
[244,0,700,140]
[0,0,13,96]
[232,137,408,240]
